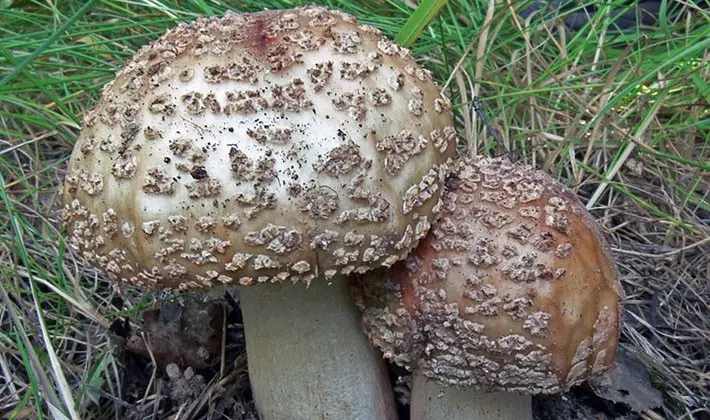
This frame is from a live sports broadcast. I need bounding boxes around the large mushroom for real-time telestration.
[61,5,458,419]
[355,155,624,419]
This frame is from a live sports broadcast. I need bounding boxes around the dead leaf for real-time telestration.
[122,297,225,370]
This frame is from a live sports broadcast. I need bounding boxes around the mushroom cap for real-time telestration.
[61,6,457,291]
[355,155,623,394]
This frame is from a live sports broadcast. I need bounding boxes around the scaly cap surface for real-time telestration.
[61,6,456,290]
[356,155,623,394]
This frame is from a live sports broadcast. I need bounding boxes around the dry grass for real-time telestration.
[0,0,708,419]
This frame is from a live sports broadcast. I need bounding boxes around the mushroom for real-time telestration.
[60,5,458,419]
[355,155,623,419]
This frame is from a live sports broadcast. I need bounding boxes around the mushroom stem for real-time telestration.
[237,277,398,420]
[410,374,531,420]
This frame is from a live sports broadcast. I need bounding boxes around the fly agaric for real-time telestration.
[61,5,457,419]
[355,155,623,420]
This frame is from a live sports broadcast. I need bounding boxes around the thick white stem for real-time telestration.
[410,373,532,420]
[237,278,397,420]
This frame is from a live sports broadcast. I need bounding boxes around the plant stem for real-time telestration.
[237,277,397,420]
[410,373,531,420]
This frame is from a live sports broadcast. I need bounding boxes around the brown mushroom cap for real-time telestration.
[61,6,457,291]
[355,155,623,394]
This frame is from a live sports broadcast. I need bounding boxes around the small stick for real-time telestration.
[473,96,512,161]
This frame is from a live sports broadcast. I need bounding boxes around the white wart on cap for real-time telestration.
[61,5,457,291]
[355,155,623,394]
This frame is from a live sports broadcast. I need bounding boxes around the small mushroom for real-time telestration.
[355,155,624,419]
[61,5,457,419]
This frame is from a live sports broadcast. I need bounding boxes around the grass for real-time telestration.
[0,0,708,418]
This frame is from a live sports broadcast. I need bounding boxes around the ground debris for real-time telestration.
[99,293,256,419]
[533,389,634,420]
[165,363,206,401]
[588,347,663,413]
[111,296,225,370]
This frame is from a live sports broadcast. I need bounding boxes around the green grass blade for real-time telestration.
[395,0,448,47]
[0,0,98,89]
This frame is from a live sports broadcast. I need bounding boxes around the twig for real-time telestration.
[472,96,511,160]
[611,236,710,258]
